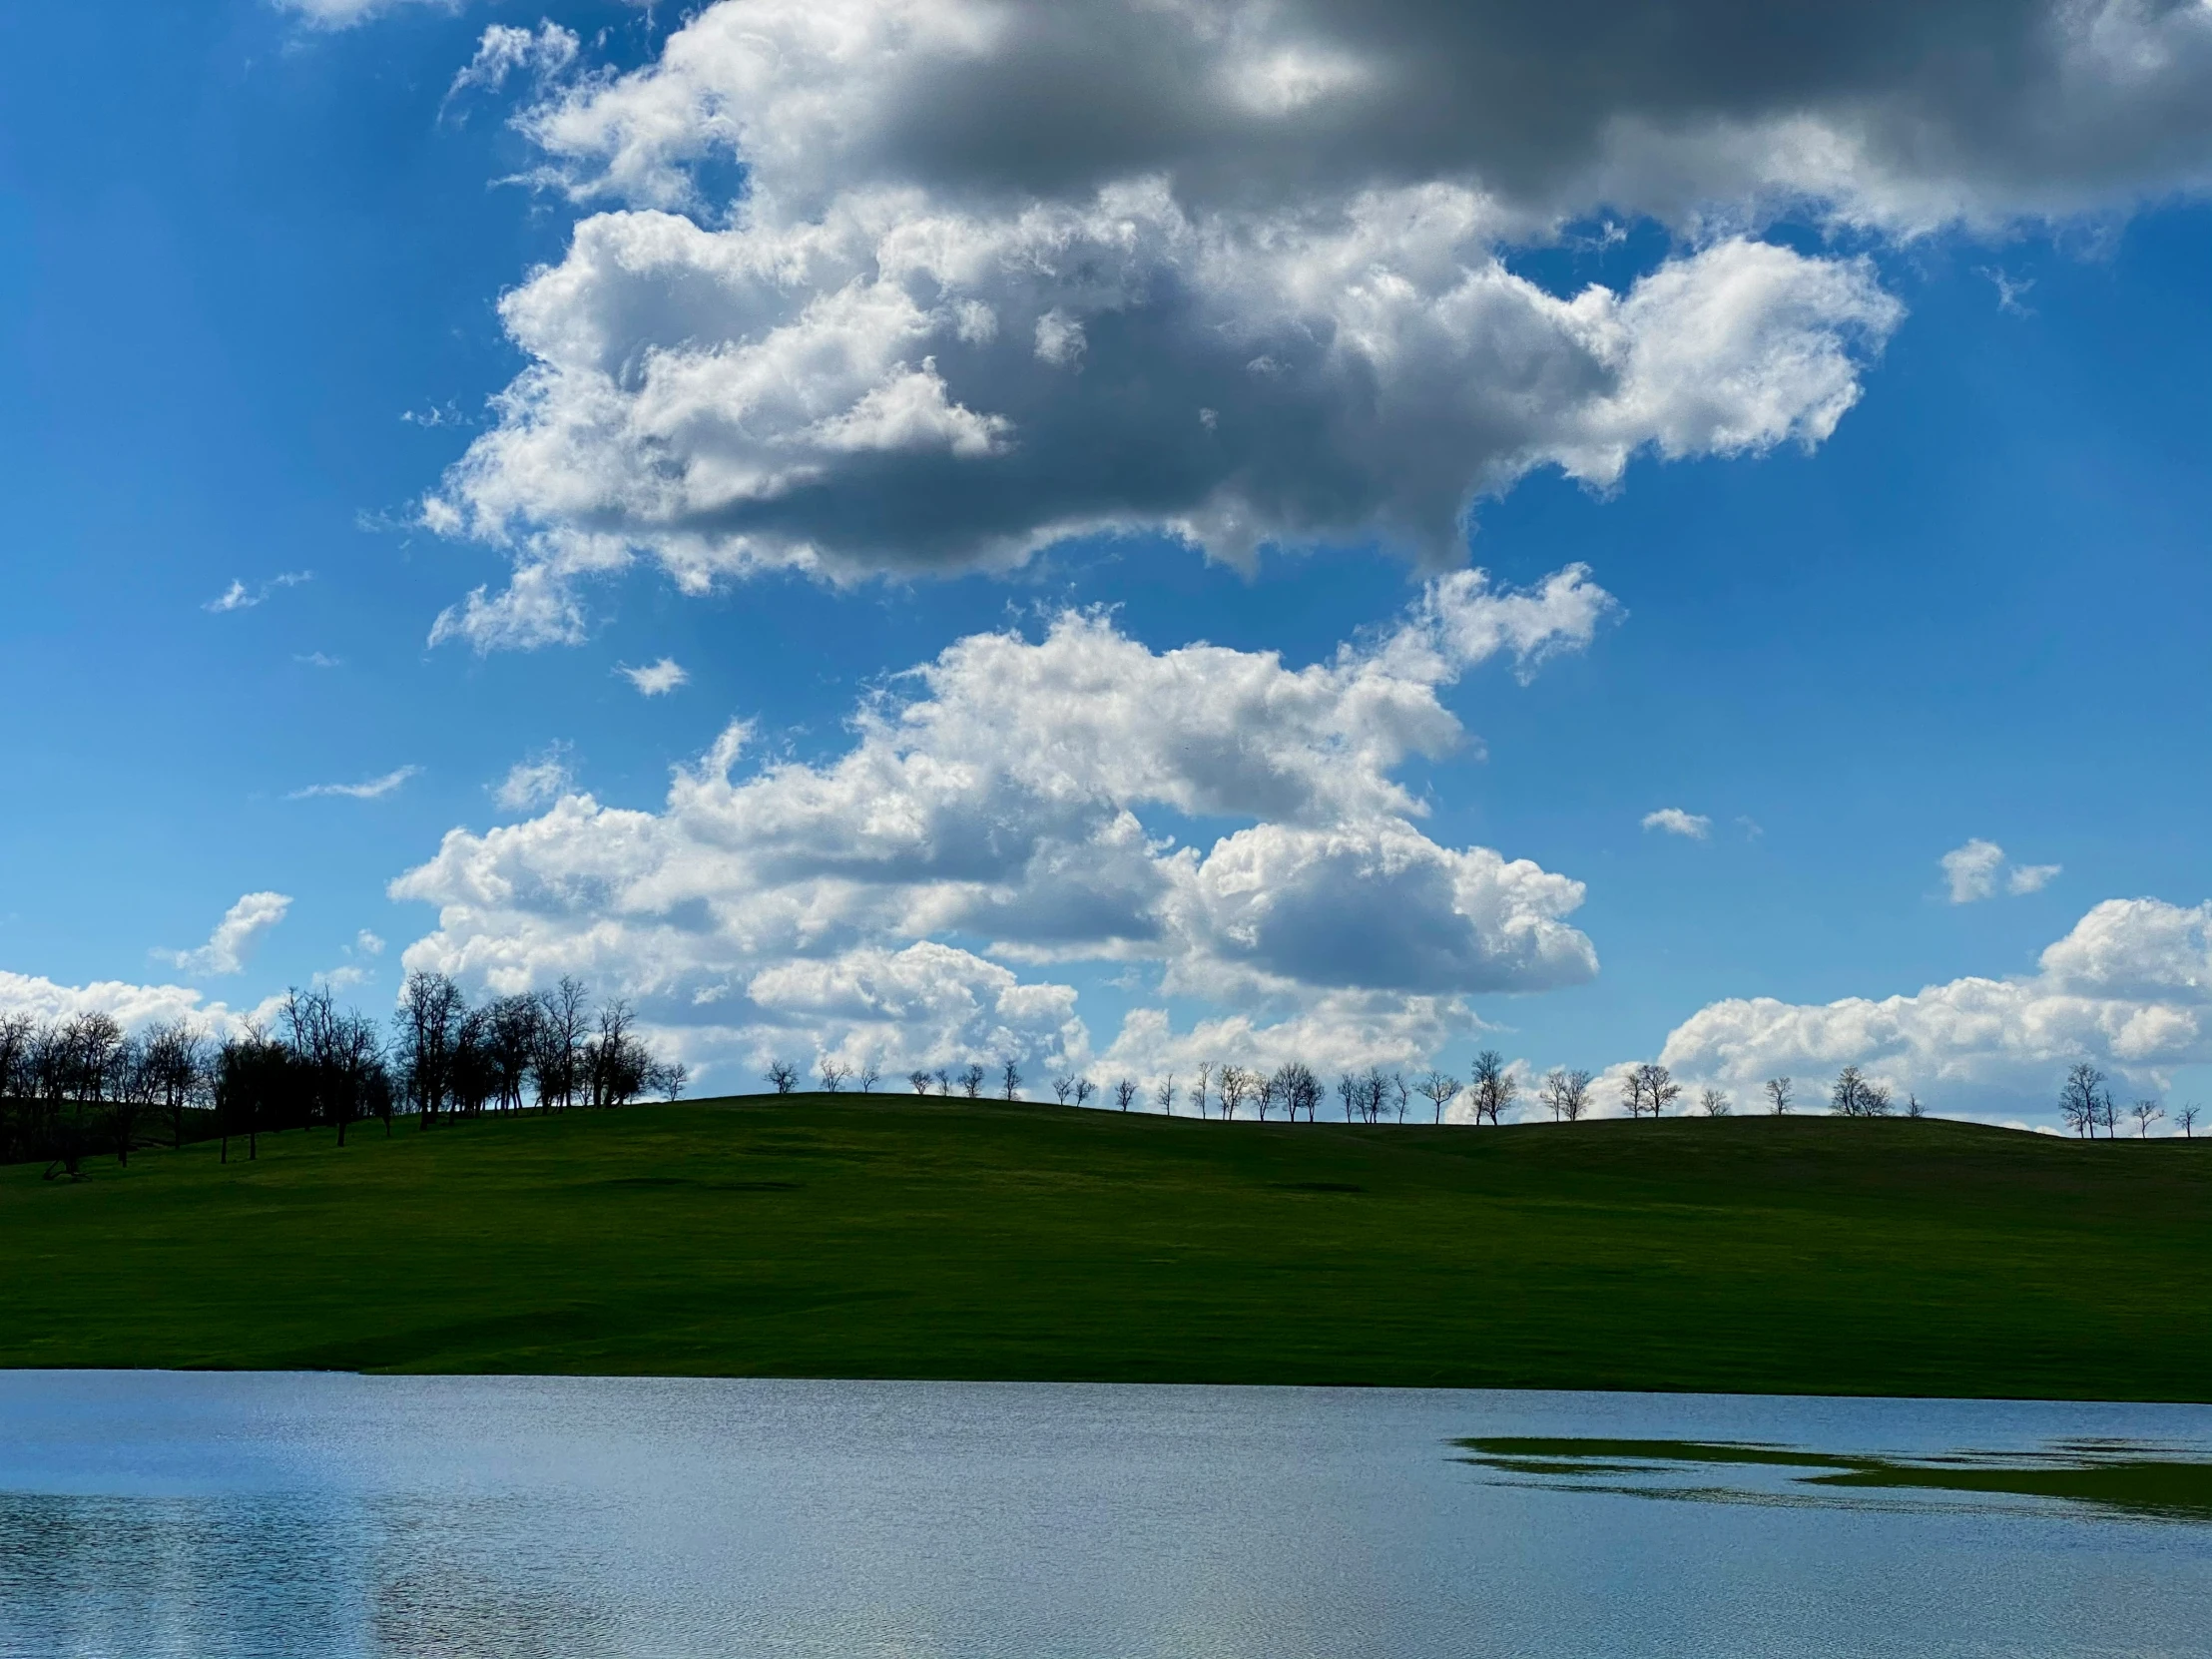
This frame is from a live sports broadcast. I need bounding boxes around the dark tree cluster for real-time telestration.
[0,1011,206,1177]
[0,974,684,1179]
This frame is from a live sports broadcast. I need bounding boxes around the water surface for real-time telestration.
[1,1373,2207,1658]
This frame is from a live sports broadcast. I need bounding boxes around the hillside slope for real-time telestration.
[3,1097,2206,1398]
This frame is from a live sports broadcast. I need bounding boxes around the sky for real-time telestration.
[2,0,2210,1128]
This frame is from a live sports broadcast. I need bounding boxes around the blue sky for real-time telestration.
[4,0,2210,1123]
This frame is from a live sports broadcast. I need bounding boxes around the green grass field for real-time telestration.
[2,1095,2206,1398]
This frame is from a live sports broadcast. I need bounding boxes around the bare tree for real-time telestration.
[934,1068,951,1095]
[214,1023,284,1165]
[1254,1071,1278,1121]
[534,976,589,1113]
[1218,1066,1251,1121]
[142,1019,207,1149]
[1905,1093,1927,1119]
[765,1060,800,1094]
[907,1069,932,1094]
[1193,1062,1212,1120]
[2176,1104,2200,1138]
[858,1060,881,1094]
[1831,1066,1894,1117]
[2131,1099,2165,1137]
[1073,1076,1095,1108]
[1764,1075,1794,1114]
[581,1000,655,1108]
[1113,1077,1138,1111]
[107,1035,156,1165]
[1052,1074,1075,1104]
[1469,1051,1517,1125]
[1361,1066,1389,1125]
[1336,1072,1359,1122]
[1154,1073,1176,1116]
[1001,1058,1023,1101]
[960,1062,986,1099]
[1699,1087,1731,1117]
[1415,1069,1462,1124]
[1273,1062,1320,1123]
[820,1060,848,1093]
[482,995,541,1114]
[1539,1068,1591,1123]
[2058,1062,2105,1137]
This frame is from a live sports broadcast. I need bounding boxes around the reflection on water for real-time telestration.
[1456,1435,2212,1522]
[1,1374,2209,1659]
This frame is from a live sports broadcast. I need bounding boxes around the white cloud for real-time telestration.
[205,571,310,613]
[1658,897,2212,1121]
[354,930,386,956]
[290,766,421,801]
[1641,808,1711,839]
[1941,837,2060,903]
[152,891,292,978]
[390,566,1607,1083]
[446,22,580,107]
[620,657,691,697]
[0,970,262,1039]
[494,747,575,813]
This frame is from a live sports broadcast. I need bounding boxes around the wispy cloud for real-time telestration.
[445,22,580,113]
[619,657,690,697]
[205,571,311,613]
[493,746,574,813]
[154,891,291,977]
[295,651,342,669]
[289,766,420,801]
[1642,808,1712,839]
[1978,267,2036,317]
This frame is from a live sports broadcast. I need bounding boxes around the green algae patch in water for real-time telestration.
[1454,1434,2212,1523]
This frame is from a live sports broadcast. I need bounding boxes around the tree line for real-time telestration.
[765,1049,1590,1125]
[0,972,683,1179]
[2058,1062,2199,1139]
[771,1051,2165,1133]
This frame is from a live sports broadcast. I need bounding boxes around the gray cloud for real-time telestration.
[425,0,2212,643]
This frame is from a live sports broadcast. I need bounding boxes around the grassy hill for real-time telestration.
[2,1095,2206,1398]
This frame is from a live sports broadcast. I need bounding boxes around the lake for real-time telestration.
[1,1373,2208,1657]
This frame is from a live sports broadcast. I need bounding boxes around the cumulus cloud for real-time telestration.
[355,930,386,956]
[1642,808,1711,839]
[390,565,1607,1083]
[205,571,310,613]
[404,0,2148,635]
[154,891,292,977]
[0,970,260,1038]
[494,747,575,813]
[620,658,690,696]
[1941,836,2061,903]
[1658,897,2212,1120]
[291,766,422,802]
